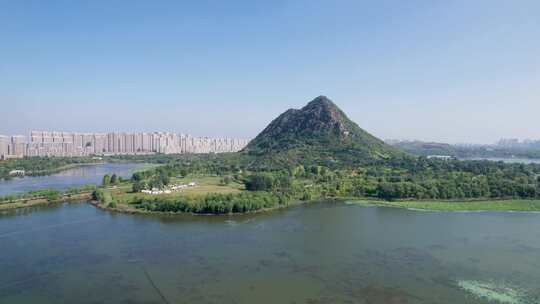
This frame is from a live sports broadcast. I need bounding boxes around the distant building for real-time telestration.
[8,170,25,176]
[0,135,9,160]
[497,138,520,148]
[9,135,27,157]
[1,130,250,158]
[496,138,540,150]
[427,155,453,160]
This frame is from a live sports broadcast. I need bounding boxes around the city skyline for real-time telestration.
[0,130,249,160]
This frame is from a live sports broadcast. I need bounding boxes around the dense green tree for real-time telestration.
[102,174,110,186]
[245,174,274,191]
[132,180,147,193]
[128,192,290,215]
[132,172,143,182]
[110,174,118,185]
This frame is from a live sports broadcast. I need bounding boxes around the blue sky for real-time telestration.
[1,0,539,143]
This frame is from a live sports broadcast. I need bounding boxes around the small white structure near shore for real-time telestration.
[141,182,197,195]
[8,170,25,176]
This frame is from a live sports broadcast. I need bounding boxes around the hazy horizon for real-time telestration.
[2,1,539,144]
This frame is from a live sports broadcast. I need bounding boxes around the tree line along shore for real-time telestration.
[3,98,540,214]
[0,155,159,180]
[2,153,540,214]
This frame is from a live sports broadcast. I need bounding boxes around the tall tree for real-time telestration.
[110,174,118,185]
[102,174,110,186]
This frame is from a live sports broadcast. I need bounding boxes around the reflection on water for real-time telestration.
[0,163,149,196]
[1,202,539,303]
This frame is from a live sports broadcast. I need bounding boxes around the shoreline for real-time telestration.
[1,159,155,181]
[89,198,300,216]
[28,162,106,176]
[0,192,93,212]
[348,199,540,213]
[1,161,106,181]
[5,194,540,216]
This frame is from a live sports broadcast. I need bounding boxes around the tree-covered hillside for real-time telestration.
[242,96,406,168]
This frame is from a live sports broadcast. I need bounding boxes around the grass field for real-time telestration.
[109,175,244,205]
[353,199,540,212]
[170,175,244,196]
[129,163,162,174]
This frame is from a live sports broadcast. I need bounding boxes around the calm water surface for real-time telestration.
[0,163,149,196]
[1,202,539,304]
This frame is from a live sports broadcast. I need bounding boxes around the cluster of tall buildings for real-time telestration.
[0,131,250,160]
[496,138,540,149]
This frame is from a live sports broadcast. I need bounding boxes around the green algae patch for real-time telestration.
[457,280,525,304]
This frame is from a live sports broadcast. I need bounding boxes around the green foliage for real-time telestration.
[5,96,540,216]
[0,156,98,180]
[365,200,540,212]
[245,174,275,191]
[131,172,144,182]
[119,151,540,204]
[67,187,81,195]
[44,189,61,202]
[242,96,405,169]
[131,192,290,214]
[393,140,540,159]
[93,189,104,201]
[110,174,118,185]
[178,168,188,178]
[0,185,96,205]
[132,180,148,193]
[93,189,113,205]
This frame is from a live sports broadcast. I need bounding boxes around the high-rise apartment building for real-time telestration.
[1,131,249,159]
[0,135,9,159]
[9,135,27,157]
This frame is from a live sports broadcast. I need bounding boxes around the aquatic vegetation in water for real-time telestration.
[224,219,238,226]
[457,280,526,304]
[360,284,422,304]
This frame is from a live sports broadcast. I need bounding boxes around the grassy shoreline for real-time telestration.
[89,198,298,216]
[29,162,105,175]
[18,160,156,177]
[1,157,158,181]
[3,170,540,214]
[0,192,93,211]
[4,194,540,214]
[350,199,540,212]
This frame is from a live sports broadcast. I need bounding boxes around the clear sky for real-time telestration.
[1,0,539,143]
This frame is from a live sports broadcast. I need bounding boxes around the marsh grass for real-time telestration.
[352,200,540,212]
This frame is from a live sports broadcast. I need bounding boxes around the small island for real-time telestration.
[86,96,540,215]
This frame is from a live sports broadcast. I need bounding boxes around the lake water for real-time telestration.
[1,202,539,304]
[0,163,149,196]
[461,157,540,164]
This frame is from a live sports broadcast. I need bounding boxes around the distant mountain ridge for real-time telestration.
[389,140,540,159]
[243,96,404,167]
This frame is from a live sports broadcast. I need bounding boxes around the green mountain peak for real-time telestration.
[243,96,404,168]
